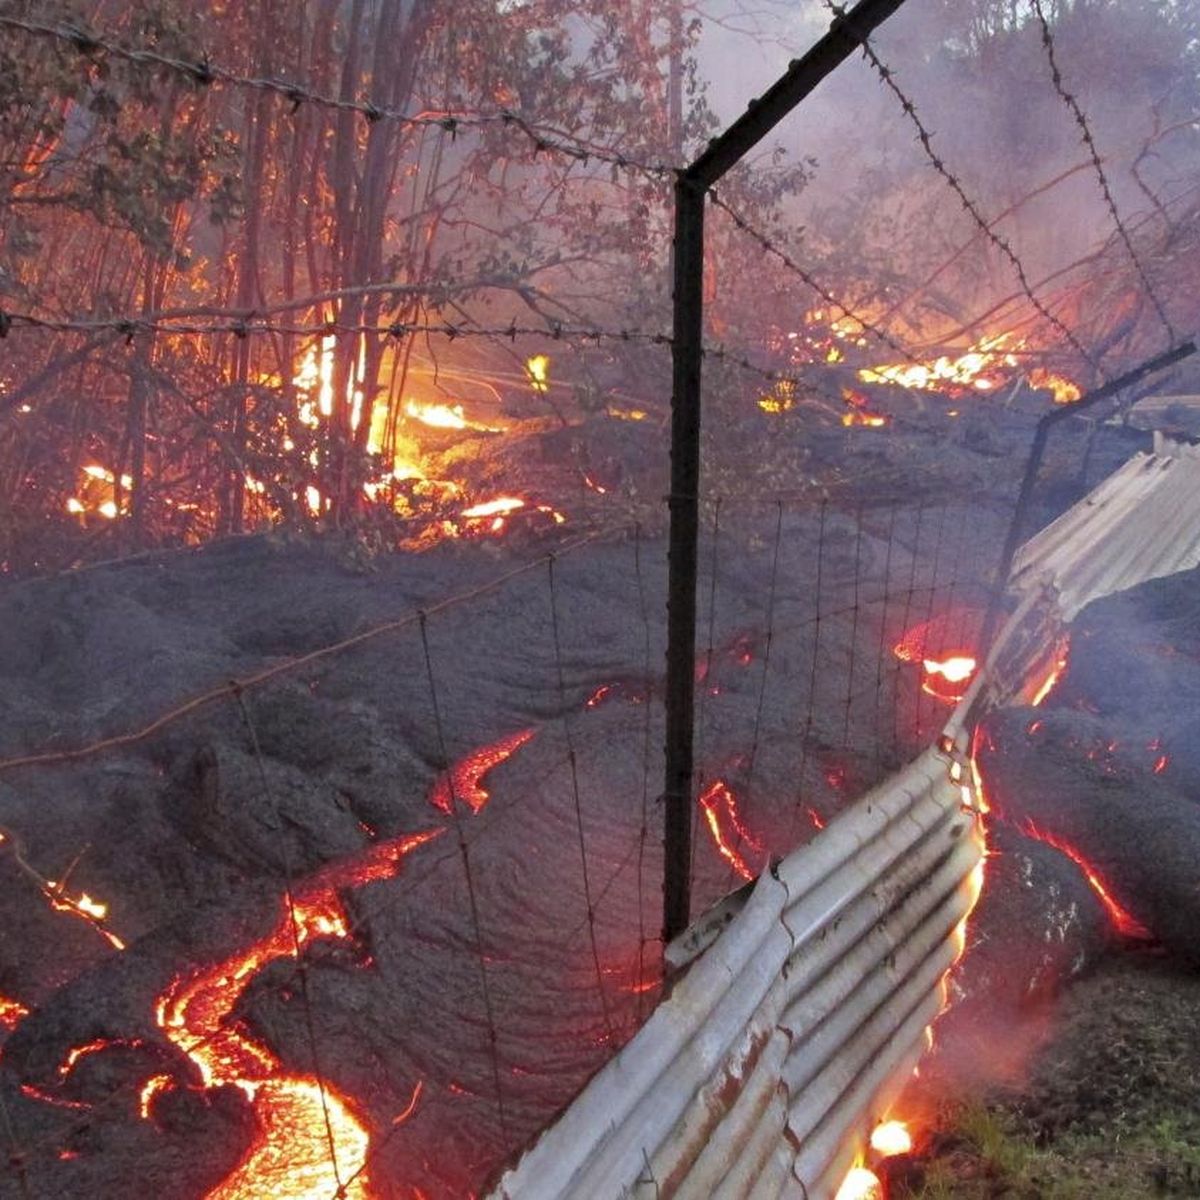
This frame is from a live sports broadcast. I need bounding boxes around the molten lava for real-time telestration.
[870,1118,913,1157]
[147,730,535,1199]
[1018,820,1150,940]
[835,1165,883,1200]
[1030,641,1070,707]
[921,654,978,702]
[698,780,762,881]
[43,881,126,950]
[429,729,535,815]
[0,993,29,1033]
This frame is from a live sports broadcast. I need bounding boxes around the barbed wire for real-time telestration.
[708,191,923,365]
[0,525,617,776]
[0,308,674,346]
[0,14,677,182]
[1028,0,1176,345]
[825,2,1102,376]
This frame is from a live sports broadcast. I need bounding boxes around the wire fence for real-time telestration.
[0,3,1195,1197]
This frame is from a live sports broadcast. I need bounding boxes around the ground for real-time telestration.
[895,949,1200,1198]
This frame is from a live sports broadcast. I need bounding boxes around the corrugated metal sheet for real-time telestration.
[488,747,984,1200]
[1011,436,1200,620]
[490,433,1200,1200]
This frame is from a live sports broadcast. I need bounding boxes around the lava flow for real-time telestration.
[1018,819,1150,940]
[153,730,534,1200]
[429,729,535,814]
[698,779,762,881]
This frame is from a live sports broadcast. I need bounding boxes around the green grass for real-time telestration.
[894,1101,1200,1199]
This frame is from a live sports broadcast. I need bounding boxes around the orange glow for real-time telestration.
[460,496,526,520]
[1152,754,1169,775]
[1030,641,1070,707]
[870,1119,913,1157]
[1019,820,1150,940]
[429,729,535,815]
[835,1165,883,1200]
[156,824,440,1200]
[0,993,29,1033]
[391,1079,424,1126]
[1028,368,1082,405]
[525,354,550,393]
[43,882,126,950]
[920,654,978,702]
[860,332,1021,393]
[698,780,761,881]
[138,1073,174,1120]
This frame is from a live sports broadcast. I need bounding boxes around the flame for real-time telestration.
[0,993,29,1033]
[460,497,527,520]
[403,399,500,433]
[859,332,1022,393]
[429,729,535,815]
[698,780,761,881]
[525,354,550,393]
[870,1118,913,1157]
[66,463,133,520]
[1019,819,1150,940]
[835,1166,883,1200]
[1028,368,1082,405]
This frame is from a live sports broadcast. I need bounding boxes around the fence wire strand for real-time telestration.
[0,14,678,181]
[1028,0,1176,345]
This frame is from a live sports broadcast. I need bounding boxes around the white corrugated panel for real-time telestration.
[488,748,983,1200]
[1011,438,1200,619]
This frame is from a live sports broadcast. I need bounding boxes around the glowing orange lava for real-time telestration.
[870,1118,913,1157]
[139,1073,174,1120]
[698,780,761,881]
[145,731,540,1198]
[921,654,978,702]
[0,993,29,1033]
[43,882,126,950]
[1030,643,1069,707]
[156,829,440,1199]
[1018,820,1150,940]
[429,729,535,815]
